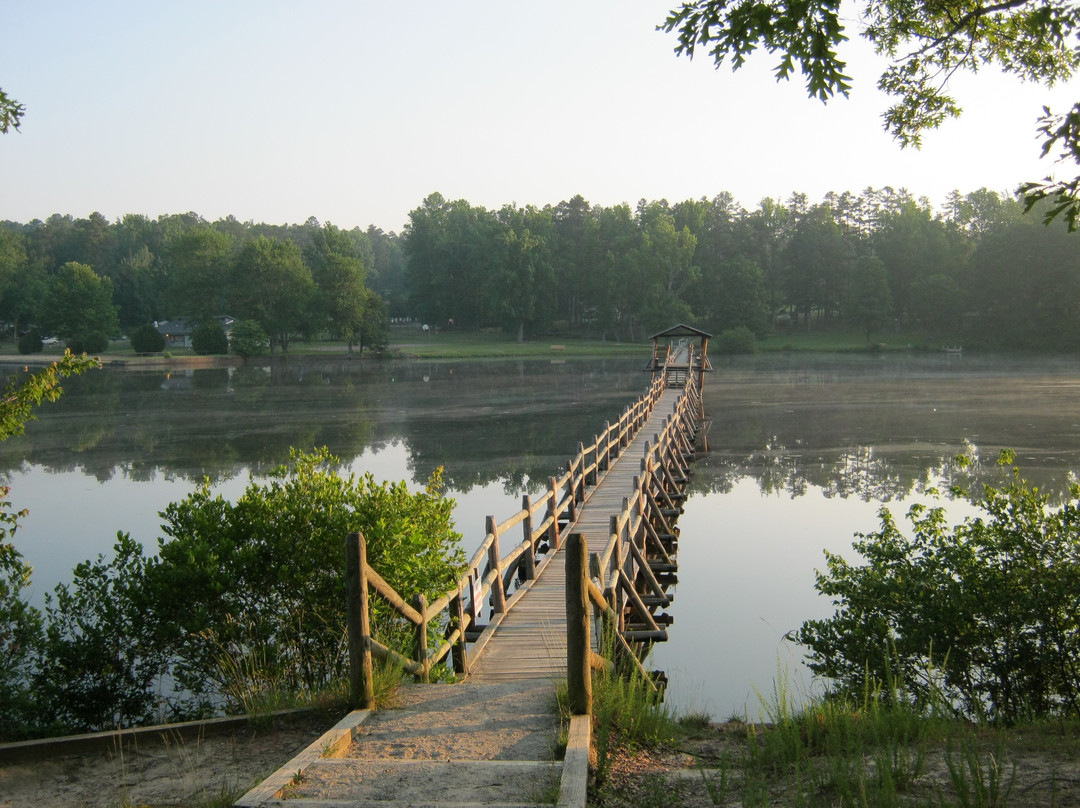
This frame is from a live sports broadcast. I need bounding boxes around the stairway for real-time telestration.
[235,679,586,808]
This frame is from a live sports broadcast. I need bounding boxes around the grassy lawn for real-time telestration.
[0,328,940,365]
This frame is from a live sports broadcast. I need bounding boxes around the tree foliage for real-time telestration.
[662,0,1080,227]
[144,448,464,714]
[37,534,164,731]
[191,320,229,355]
[130,323,165,354]
[0,87,24,134]
[796,451,1080,723]
[228,318,269,357]
[41,262,120,348]
[0,353,98,737]
[0,185,1074,352]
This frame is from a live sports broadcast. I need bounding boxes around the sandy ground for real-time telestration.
[0,713,333,808]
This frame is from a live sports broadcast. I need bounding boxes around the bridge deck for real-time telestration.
[468,386,683,683]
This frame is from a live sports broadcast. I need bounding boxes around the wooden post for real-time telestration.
[451,585,468,675]
[547,476,561,550]
[565,532,592,716]
[486,515,507,614]
[522,494,536,580]
[345,531,374,709]
[413,592,429,682]
[577,442,587,498]
[601,421,611,471]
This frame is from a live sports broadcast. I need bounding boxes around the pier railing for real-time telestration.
[566,362,702,705]
[344,367,675,707]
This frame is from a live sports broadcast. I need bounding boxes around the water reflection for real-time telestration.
[3,352,1079,717]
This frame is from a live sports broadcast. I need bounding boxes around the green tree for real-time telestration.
[964,209,1080,349]
[36,534,164,732]
[844,254,894,340]
[229,319,270,357]
[143,448,464,712]
[0,353,98,738]
[129,323,165,354]
[782,205,849,329]
[191,320,229,355]
[309,248,368,351]
[229,236,313,352]
[797,451,1080,722]
[0,87,24,134]
[41,262,120,349]
[166,226,234,322]
[871,200,955,328]
[662,1,1080,227]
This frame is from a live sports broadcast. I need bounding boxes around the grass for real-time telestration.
[0,326,946,365]
[590,671,1080,808]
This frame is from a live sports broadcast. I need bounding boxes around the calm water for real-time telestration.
[3,352,1079,717]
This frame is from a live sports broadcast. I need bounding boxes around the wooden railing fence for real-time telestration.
[565,361,703,712]
[345,367,678,708]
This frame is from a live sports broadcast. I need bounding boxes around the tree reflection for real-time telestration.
[1,355,1077,501]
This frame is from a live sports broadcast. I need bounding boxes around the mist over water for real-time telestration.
[3,352,1078,716]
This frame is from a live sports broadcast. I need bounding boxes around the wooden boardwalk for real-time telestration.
[467,387,684,684]
[238,325,711,806]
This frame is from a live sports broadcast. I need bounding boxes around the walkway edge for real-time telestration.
[557,714,591,808]
[233,708,372,807]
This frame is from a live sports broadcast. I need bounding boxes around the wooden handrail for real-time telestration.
[345,358,698,693]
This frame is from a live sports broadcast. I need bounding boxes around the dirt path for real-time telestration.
[0,713,333,808]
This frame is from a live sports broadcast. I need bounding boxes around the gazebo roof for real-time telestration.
[649,323,713,340]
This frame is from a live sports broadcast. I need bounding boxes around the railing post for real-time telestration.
[413,592,429,682]
[346,531,374,709]
[522,494,536,580]
[486,515,507,614]
[566,459,578,523]
[451,584,469,675]
[546,476,561,550]
[603,421,612,470]
[565,532,592,716]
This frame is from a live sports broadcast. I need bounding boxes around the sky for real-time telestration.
[2,0,1078,233]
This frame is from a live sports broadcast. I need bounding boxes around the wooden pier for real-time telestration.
[236,325,710,808]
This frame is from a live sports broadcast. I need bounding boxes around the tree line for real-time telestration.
[2,186,1078,354]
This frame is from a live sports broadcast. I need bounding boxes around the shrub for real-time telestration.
[229,319,270,357]
[192,320,229,355]
[67,331,109,354]
[129,323,165,354]
[143,448,464,714]
[714,326,757,355]
[35,533,164,732]
[796,450,1080,723]
[16,329,42,355]
[0,495,45,740]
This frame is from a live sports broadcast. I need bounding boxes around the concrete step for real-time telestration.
[265,758,563,806]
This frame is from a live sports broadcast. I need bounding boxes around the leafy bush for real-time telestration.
[67,331,109,354]
[16,329,42,355]
[714,325,756,355]
[0,491,44,739]
[143,448,464,714]
[229,319,269,357]
[796,451,1080,723]
[35,533,164,732]
[192,320,229,355]
[129,323,165,354]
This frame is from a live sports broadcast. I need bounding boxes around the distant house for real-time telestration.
[154,316,235,349]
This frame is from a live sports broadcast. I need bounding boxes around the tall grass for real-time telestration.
[591,664,676,790]
[679,666,1053,808]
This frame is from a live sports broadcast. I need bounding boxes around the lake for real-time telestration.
[2,351,1079,718]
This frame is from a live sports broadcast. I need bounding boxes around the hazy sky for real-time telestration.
[3,0,1078,232]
